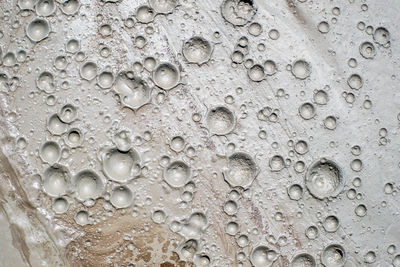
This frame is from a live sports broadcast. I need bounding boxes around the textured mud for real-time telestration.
[1,0,400,266]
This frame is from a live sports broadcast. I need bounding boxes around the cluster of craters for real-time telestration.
[0,0,398,266]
